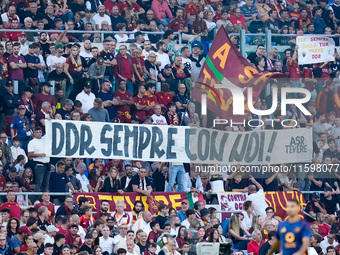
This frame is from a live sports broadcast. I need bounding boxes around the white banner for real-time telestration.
[217,192,248,212]
[44,120,313,164]
[297,35,335,64]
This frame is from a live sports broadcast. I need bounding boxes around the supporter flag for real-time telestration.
[194,27,282,122]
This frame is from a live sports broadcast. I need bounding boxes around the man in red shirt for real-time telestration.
[144,83,158,116]
[65,224,82,249]
[4,18,22,42]
[0,191,21,218]
[247,229,265,255]
[155,83,173,111]
[134,84,149,121]
[114,45,135,96]
[309,213,331,237]
[165,9,188,33]
[287,45,301,88]
[33,82,56,115]
[34,192,56,224]
[57,216,71,235]
[229,8,247,31]
[114,80,134,123]
[184,0,201,19]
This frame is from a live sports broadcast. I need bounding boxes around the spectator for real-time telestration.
[321,231,338,253]
[93,5,112,30]
[247,230,265,255]
[317,80,334,114]
[151,0,173,26]
[155,41,170,70]
[305,192,327,221]
[101,167,123,193]
[76,82,96,114]
[114,44,135,95]
[88,98,110,122]
[97,79,119,121]
[114,80,134,123]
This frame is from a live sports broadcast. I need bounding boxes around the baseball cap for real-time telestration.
[181,199,189,204]
[312,192,320,198]
[131,115,141,123]
[5,80,13,87]
[46,225,59,233]
[55,44,63,50]
[24,86,34,93]
[85,233,93,239]
[70,224,79,229]
[20,32,27,37]
[27,217,38,227]
[9,167,17,172]
[34,233,47,240]
[107,216,115,222]
[222,9,228,14]
[18,105,26,110]
[281,25,288,30]
[200,208,210,217]
[164,64,172,69]
[19,226,32,234]
[84,80,92,88]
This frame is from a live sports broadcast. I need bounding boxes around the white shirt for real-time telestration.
[28,136,50,163]
[80,51,93,62]
[76,173,90,192]
[182,57,192,72]
[156,52,170,70]
[204,20,216,31]
[78,225,86,242]
[113,234,126,245]
[151,114,167,125]
[114,34,129,43]
[11,146,28,163]
[320,238,339,253]
[247,189,268,218]
[75,90,96,113]
[181,219,190,229]
[47,55,66,72]
[38,54,46,80]
[132,219,151,236]
[127,251,139,255]
[142,49,156,59]
[116,240,140,254]
[93,13,111,29]
[99,236,116,254]
[1,13,20,25]
[241,211,253,230]
[19,43,29,56]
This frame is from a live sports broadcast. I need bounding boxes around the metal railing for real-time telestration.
[0,29,182,44]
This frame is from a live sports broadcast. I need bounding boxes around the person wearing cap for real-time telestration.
[190,44,205,81]
[75,81,96,114]
[6,167,24,187]
[44,225,59,245]
[216,9,233,31]
[305,192,327,222]
[55,99,74,120]
[88,57,106,85]
[321,186,337,225]
[34,232,46,254]
[24,44,43,93]
[177,200,190,223]
[158,234,176,255]
[11,226,31,253]
[33,82,56,116]
[65,224,82,248]
[78,233,94,254]
[47,44,66,72]
[10,104,31,150]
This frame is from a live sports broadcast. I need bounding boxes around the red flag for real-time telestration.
[194,27,282,122]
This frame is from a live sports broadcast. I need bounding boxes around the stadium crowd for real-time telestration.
[1,0,340,254]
